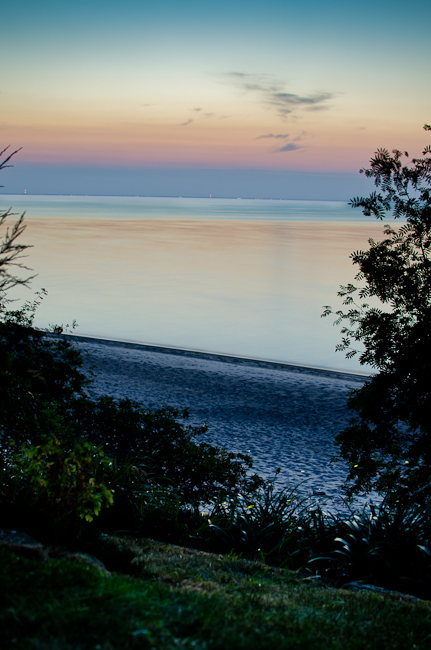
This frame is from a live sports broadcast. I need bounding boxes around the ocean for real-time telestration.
[1,195,387,373]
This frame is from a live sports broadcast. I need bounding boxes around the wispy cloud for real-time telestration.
[272,131,307,154]
[179,108,217,127]
[223,72,335,119]
[256,131,307,153]
[256,133,290,140]
[274,142,302,153]
[270,91,332,116]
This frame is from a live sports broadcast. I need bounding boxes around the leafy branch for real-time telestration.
[0,146,35,297]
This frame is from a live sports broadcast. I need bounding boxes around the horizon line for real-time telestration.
[0,192,352,202]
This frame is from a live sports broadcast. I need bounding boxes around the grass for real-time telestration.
[2,535,431,649]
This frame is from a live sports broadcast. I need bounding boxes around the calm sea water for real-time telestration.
[2,195,379,222]
[2,195,387,373]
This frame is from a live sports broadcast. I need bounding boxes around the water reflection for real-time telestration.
[14,218,386,372]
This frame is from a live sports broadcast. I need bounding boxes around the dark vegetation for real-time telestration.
[1,134,431,646]
[323,124,431,508]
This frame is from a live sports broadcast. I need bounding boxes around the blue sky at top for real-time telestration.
[1,0,430,196]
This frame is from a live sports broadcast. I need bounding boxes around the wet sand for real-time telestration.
[74,336,367,505]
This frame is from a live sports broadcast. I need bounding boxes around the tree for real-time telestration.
[0,146,35,297]
[323,124,431,506]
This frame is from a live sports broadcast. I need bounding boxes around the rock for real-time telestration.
[343,581,422,601]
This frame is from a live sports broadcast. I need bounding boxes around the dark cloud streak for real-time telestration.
[274,142,303,153]
[269,91,333,117]
[257,133,290,140]
[223,72,335,119]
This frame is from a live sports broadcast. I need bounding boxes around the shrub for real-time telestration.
[0,432,114,541]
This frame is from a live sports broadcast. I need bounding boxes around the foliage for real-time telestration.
[0,291,88,399]
[75,395,262,502]
[0,293,91,475]
[1,433,114,540]
[322,124,431,505]
[307,501,431,598]
[194,477,326,566]
[0,300,262,535]
[0,146,35,295]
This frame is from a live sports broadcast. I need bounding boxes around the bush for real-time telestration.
[0,301,262,534]
[0,432,113,542]
[0,291,261,542]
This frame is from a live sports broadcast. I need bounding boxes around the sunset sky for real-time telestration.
[1,0,430,198]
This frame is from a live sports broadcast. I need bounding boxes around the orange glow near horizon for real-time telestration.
[9,115,428,173]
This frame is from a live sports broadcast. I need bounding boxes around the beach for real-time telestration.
[75,336,367,506]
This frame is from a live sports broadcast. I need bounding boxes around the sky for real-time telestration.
[1,0,430,198]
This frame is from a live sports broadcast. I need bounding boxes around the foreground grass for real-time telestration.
[1,536,431,649]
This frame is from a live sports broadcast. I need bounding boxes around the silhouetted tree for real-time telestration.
[323,124,431,506]
[0,146,34,297]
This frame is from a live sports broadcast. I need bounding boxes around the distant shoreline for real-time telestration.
[1,193,348,202]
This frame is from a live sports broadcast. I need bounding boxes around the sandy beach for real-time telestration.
[74,335,368,506]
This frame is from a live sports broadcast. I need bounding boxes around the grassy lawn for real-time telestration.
[1,535,431,649]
